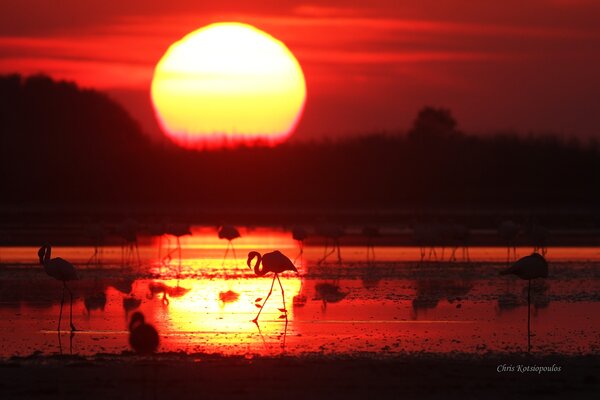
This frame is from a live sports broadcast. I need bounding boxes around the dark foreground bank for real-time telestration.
[0,352,598,399]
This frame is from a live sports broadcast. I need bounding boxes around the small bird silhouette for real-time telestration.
[248,250,297,323]
[219,225,241,266]
[38,244,77,332]
[500,252,548,352]
[129,312,159,354]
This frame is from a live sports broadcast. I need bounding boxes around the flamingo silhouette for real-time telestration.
[38,244,77,332]
[500,252,548,352]
[316,224,344,264]
[129,312,159,354]
[498,220,520,264]
[247,251,297,323]
[362,226,379,262]
[163,223,191,275]
[117,218,140,266]
[85,221,107,266]
[219,225,240,266]
[291,226,308,264]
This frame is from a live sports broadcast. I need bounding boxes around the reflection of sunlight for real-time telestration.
[148,276,301,352]
[149,227,300,277]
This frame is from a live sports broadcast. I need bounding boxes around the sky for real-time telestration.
[1,0,599,142]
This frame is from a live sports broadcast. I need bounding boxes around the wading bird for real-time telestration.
[247,250,297,323]
[362,226,380,262]
[38,244,77,332]
[498,220,520,264]
[316,224,344,264]
[219,225,241,265]
[291,226,308,264]
[500,253,548,352]
[129,312,159,354]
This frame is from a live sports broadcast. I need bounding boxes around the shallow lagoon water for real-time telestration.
[0,227,598,358]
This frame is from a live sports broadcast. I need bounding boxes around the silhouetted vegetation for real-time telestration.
[1,74,599,211]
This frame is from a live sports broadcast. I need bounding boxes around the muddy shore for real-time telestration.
[1,352,598,399]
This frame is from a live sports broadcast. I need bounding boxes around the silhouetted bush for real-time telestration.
[1,74,598,209]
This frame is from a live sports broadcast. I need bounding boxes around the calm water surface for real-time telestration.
[0,227,598,357]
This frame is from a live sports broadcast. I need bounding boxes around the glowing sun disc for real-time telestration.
[151,22,307,149]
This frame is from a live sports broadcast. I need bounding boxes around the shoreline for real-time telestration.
[1,352,598,399]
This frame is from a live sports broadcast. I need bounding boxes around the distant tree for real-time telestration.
[407,106,461,141]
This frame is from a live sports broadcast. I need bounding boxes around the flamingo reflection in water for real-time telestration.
[247,250,298,323]
[38,244,78,332]
[500,253,548,352]
[147,281,190,305]
[314,282,348,311]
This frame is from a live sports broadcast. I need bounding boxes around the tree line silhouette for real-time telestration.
[1,74,598,211]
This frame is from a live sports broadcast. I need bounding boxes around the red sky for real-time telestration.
[1,0,599,141]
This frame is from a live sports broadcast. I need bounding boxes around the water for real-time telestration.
[0,227,598,358]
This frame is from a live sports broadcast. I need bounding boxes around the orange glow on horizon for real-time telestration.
[151,22,307,149]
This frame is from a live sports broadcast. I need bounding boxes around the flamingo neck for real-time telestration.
[253,254,268,276]
[41,246,51,265]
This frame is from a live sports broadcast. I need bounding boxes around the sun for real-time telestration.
[151,22,306,149]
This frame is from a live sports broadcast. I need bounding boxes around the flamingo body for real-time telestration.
[292,226,308,242]
[248,250,297,276]
[500,253,548,280]
[219,225,240,240]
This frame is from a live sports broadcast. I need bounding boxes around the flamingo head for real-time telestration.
[247,251,261,269]
[37,244,50,265]
[129,311,145,331]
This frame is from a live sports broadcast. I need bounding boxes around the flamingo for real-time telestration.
[129,312,159,354]
[85,221,107,266]
[163,223,191,274]
[498,220,520,264]
[500,253,548,352]
[117,218,140,266]
[247,250,298,323]
[291,226,308,264]
[219,225,241,265]
[362,226,379,262]
[316,224,344,264]
[38,244,77,332]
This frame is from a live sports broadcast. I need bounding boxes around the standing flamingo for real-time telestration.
[500,253,548,352]
[362,226,380,262]
[291,226,308,264]
[498,220,520,264]
[38,244,77,332]
[129,312,159,354]
[219,225,241,265]
[247,251,298,323]
[316,224,344,264]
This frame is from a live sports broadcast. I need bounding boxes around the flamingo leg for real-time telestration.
[276,274,286,312]
[58,284,66,331]
[230,241,237,265]
[65,283,77,331]
[318,241,335,264]
[177,237,182,276]
[253,274,276,323]
[336,240,342,263]
[222,243,230,267]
